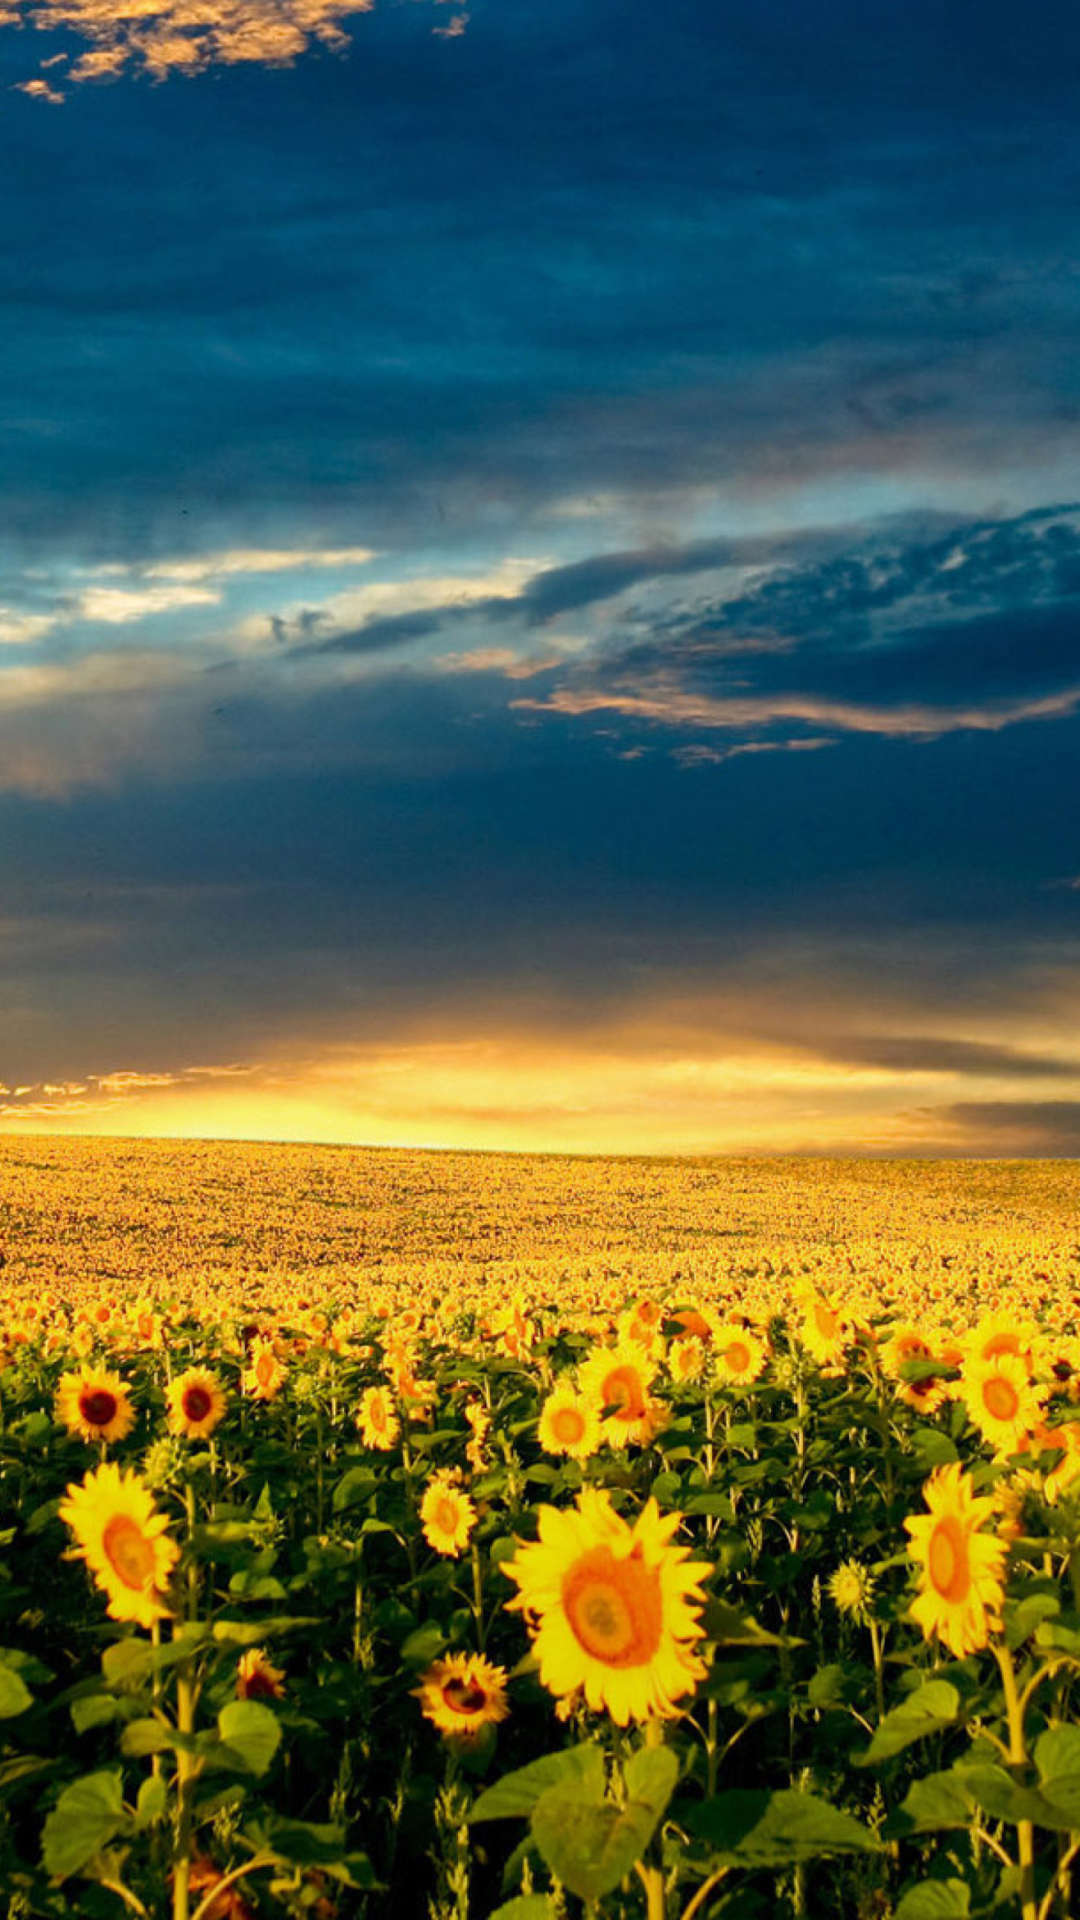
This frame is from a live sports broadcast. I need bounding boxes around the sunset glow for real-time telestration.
[2,0,1079,1155]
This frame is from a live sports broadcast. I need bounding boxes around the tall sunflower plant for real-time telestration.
[37,1445,377,1920]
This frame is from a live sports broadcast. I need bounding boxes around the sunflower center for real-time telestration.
[601,1367,645,1419]
[552,1406,585,1444]
[183,1386,212,1422]
[725,1342,750,1372]
[368,1397,387,1428]
[562,1543,663,1667]
[80,1389,118,1428]
[436,1497,460,1535]
[102,1514,155,1592]
[442,1677,487,1716]
[983,1376,1019,1423]
[928,1517,970,1602]
[814,1303,840,1339]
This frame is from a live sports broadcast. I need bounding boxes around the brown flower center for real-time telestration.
[102,1514,155,1591]
[183,1386,213,1423]
[601,1366,646,1420]
[983,1376,1020,1423]
[552,1405,586,1444]
[442,1677,488,1717]
[80,1388,118,1428]
[562,1543,663,1667]
[928,1517,970,1603]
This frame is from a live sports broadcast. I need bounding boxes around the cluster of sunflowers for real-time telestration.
[5,1146,1080,1916]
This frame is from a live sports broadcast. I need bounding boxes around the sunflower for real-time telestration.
[236,1647,286,1699]
[55,1366,136,1445]
[242,1338,288,1401]
[538,1383,603,1461]
[827,1561,876,1621]
[880,1324,934,1383]
[420,1472,476,1557]
[357,1384,400,1451]
[711,1323,767,1387]
[578,1340,662,1447]
[794,1291,850,1370]
[59,1461,179,1628]
[668,1335,706,1383]
[464,1399,491,1471]
[962,1313,1040,1374]
[1017,1419,1080,1505]
[503,1487,711,1725]
[414,1653,510,1742]
[904,1463,1008,1657]
[166,1369,227,1440]
[961,1353,1045,1456]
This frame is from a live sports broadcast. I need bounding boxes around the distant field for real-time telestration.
[1,1135,1079,1310]
[6,1138,1080,1918]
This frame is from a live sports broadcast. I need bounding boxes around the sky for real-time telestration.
[2,0,1080,1155]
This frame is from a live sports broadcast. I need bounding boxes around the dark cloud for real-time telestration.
[814,1035,1077,1080]
[927,1102,1080,1155]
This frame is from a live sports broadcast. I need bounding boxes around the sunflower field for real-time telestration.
[4,1143,1080,1920]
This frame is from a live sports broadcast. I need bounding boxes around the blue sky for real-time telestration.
[2,0,1080,1151]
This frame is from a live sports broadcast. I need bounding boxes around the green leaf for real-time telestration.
[121,1717,172,1757]
[531,1777,668,1904]
[893,1880,971,1919]
[331,1467,378,1514]
[101,1639,154,1689]
[889,1768,983,1835]
[469,1744,605,1823]
[212,1616,320,1646]
[215,1699,282,1777]
[135,1775,168,1827]
[700,1599,794,1647]
[909,1428,960,1468]
[807,1664,849,1709]
[71,1694,122,1734]
[623,1744,679,1822]
[401,1623,447,1668]
[1036,1726,1080,1782]
[1025,1773,1080,1830]
[42,1770,129,1879]
[858,1680,961,1764]
[102,1629,208,1691]
[0,1666,33,1717]
[684,1789,882,1866]
[1005,1591,1060,1649]
[487,1899,557,1920]
[0,1645,54,1685]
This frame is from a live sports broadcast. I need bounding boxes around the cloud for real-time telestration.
[77,582,221,624]
[918,1101,1080,1155]
[96,545,377,585]
[814,1034,1079,1080]
[513,677,1080,742]
[13,0,378,95]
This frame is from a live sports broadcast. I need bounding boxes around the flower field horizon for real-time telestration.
[5,1139,1080,1919]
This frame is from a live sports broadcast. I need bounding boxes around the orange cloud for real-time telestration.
[10,0,454,96]
[513,678,1080,743]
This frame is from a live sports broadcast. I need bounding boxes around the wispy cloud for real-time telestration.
[11,0,377,95]
[513,678,1080,743]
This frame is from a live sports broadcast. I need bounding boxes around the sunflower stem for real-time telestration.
[470,1539,487,1652]
[634,1859,667,1920]
[172,1664,197,1920]
[867,1617,886,1724]
[993,1639,1038,1920]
